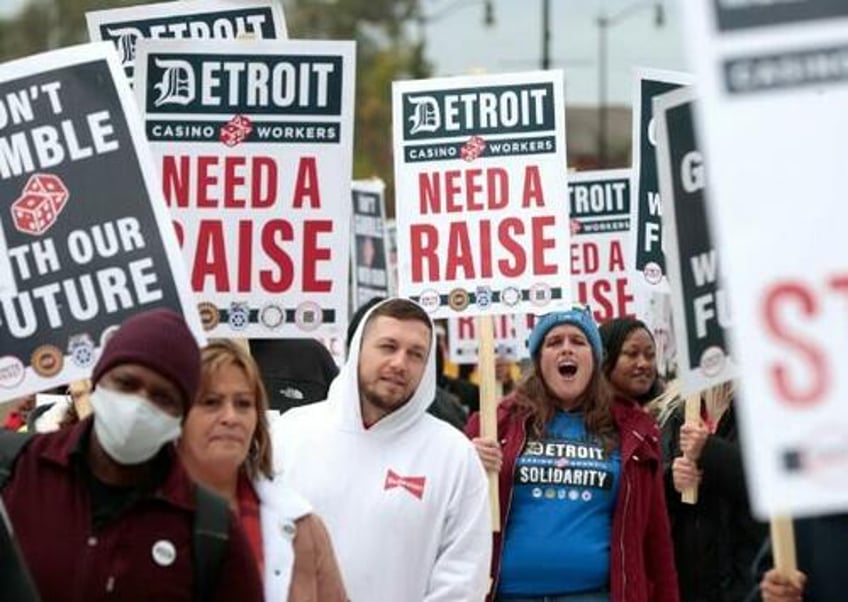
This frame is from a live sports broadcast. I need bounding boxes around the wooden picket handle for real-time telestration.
[681,393,700,504]
[478,315,501,532]
[770,516,797,576]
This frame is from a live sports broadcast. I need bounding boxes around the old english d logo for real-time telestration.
[384,469,426,500]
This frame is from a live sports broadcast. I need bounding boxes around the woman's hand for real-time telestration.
[761,568,805,602]
[672,456,702,493]
[680,421,709,461]
[472,437,503,473]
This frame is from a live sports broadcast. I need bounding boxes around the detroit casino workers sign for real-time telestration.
[392,70,572,319]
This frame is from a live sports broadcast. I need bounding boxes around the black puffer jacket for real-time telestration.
[662,403,767,602]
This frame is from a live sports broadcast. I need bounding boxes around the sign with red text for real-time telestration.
[392,70,571,319]
[0,43,203,404]
[134,39,355,342]
[448,314,525,364]
[568,169,644,324]
[683,2,848,518]
[351,179,390,310]
[655,88,736,396]
[630,68,692,293]
[87,0,287,83]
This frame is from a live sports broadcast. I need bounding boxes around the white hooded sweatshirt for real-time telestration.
[272,300,491,602]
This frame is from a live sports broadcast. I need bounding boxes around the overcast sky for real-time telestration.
[0,0,688,105]
[422,0,688,105]
[0,0,24,17]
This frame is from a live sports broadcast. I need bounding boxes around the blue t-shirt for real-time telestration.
[498,410,621,596]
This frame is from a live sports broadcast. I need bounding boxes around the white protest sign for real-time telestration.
[447,314,524,364]
[392,70,571,319]
[134,39,355,355]
[655,87,736,397]
[630,68,693,293]
[683,2,848,518]
[0,43,204,404]
[87,0,287,82]
[568,169,646,323]
[351,179,390,310]
[35,393,68,408]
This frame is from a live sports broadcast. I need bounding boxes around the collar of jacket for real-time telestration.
[611,399,661,465]
[37,417,194,512]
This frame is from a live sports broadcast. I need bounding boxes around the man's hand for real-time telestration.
[680,421,709,461]
[472,438,503,473]
[761,568,806,602]
[672,456,702,493]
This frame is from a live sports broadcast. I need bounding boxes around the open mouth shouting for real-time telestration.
[557,360,579,379]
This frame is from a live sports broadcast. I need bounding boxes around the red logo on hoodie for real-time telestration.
[384,469,426,500]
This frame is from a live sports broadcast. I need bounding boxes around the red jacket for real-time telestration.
[466,395,679,602]
[1,418,263,602]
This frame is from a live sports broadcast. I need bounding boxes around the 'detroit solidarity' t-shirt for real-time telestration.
[498,409,621,597]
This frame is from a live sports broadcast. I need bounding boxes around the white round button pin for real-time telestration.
[152,540,177,567]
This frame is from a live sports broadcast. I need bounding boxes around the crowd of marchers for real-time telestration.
[1,300,840,602]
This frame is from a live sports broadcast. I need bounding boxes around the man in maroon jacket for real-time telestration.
[2,309,262,602]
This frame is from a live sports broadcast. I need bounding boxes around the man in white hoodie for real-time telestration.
[273,298,492,601]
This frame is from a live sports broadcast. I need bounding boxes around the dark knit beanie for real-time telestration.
[92,308,201,408]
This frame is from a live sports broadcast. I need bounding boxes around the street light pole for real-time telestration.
[541,0,550,70]
[598,13,609,168]
[596,1,664,168]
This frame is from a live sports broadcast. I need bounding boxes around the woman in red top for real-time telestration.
[179,340,347,602]
[468,307,678,602]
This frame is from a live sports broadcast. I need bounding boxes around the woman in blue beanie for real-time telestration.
[466,306,678,602]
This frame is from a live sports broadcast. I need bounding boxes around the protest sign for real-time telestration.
[392,70,571,319]
[351,179,390,309]
[134,39,355,353]
[630,68,692,292]
[683,2,848,517]
[0,43,203,403]
[87,0,286,83]
[568,169,643,323]
[447,314,523,364]
[655,87,736,397]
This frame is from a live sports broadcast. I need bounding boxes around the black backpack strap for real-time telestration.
[0,431,35,490]
[193,484,230,602]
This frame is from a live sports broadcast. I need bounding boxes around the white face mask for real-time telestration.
[90,387,182,465]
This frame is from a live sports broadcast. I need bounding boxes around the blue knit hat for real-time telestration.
[527,306,603,362]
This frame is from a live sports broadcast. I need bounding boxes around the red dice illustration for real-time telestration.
[10,173,69,235]
[24,173,69,213]
[219,114,253,147]
[12,194,57,235]
[219,123,245,147]
[461,135,487,162]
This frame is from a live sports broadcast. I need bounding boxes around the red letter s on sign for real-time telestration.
[763,282,829,407]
